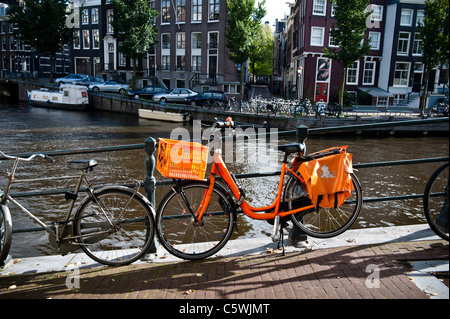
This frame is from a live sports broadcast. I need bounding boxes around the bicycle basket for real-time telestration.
[156,138,209,181]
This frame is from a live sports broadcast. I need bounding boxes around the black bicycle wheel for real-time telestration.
[0,207,12,267]
[156,182,235,260]
[423,162,449,241]
[285,173,363,238]
[73,187,155,266]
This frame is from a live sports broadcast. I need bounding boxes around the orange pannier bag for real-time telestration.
[298,146,353,208]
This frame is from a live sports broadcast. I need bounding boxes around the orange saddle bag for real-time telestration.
[298,147,354,208]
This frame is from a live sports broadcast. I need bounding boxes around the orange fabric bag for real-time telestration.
[298,147,353,208]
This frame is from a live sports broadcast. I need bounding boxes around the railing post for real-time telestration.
[289,125,309,247]
[144,137,158,254]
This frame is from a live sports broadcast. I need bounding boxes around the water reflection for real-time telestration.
[0,102,448,257]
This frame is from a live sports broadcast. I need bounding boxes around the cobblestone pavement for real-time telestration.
[0,239,448,304]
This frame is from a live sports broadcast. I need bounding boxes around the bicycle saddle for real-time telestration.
[277,143,305,155]
[67,160,98,170]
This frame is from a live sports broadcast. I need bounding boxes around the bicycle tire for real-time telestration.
[0,206,12,267]
[423,162,449,241]
[156,181,235,260]
[285,173,363,238]
[73,187,155,266]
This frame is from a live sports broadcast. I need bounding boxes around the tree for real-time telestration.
[418,0,449,116]
[226,0,266,100]
[323,0,371,107]
[111,0,159,89]
[7,0,73,80]
[249,23,274,82]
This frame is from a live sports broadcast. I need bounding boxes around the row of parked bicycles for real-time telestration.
[227,96,342,118]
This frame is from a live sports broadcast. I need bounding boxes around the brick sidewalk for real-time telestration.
[0,240,448,301]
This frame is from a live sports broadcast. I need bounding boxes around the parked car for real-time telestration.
[74,76,105,87]
[55,74,88,86]
[185,90,229,108]
[89,81,129,94]
[152,88,198,103]
[127,86,169,100]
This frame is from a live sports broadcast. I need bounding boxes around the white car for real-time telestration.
[55,74,88,86]
[89,81,129,94]
[152,88,198,103]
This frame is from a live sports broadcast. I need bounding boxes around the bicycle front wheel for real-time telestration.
[73,187,155,266]
[0,206,12,267]
[156,182,235,260]
[285,173,363,238]
[423,162,449,241]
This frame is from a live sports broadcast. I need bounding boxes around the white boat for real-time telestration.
[28,84,89,110]
[138,108,186,122]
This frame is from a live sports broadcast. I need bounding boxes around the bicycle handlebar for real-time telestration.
[0,151,54,163]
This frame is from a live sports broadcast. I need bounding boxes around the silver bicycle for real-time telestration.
[0,150,155,267]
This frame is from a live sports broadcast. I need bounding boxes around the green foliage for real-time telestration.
[111,0,159,60]
[226,0,266,65]
[7,0,73,60]
[249,23,274,78]
[418,0,449,72]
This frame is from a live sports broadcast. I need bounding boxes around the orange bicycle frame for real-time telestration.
[194,153,315,221]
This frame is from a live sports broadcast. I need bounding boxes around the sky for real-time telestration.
[261,0,292,28]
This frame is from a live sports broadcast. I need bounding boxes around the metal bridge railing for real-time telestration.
[1,117,448,234]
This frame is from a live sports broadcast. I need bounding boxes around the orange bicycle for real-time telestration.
[155,120,363,260]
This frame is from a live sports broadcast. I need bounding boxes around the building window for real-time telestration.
[177,0,186,22]
[369,32,381,50]
[370,5,383,21]
[162,0,170,23]
[346,61,359,85]
[208,32,218,49]
[209,0,220,21]
[107,10,114,33]
[162,55,170,70]
[412,33,423,55]
[162,34,170,49]
[311,27,324,46]
[176,55,185,71]
[92,8,99,24]
[377,96,388,106]
[92,29,100,49]
[192,32,202,49]
[119,51,126,66]
[82,9,89,25]
[416,10,425,26]
[393,62,410,87]
[74,30,80,49]
[313,0,326,16]
[329,28,338,47]
[192,0,202,22]
[192,55,201,71]
[83,30,90,49]
[363,61,376,85]
[400,9,413,26]
[177,33,185,49]
[397,32,410,55]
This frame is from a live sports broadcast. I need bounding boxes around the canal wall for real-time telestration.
[8,79,450,134]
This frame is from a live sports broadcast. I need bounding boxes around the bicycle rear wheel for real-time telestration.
[0,206,12,267]
[285,173,363,238]
[423,162,449,241]
[156,182,235,260]
[73,187,155,266]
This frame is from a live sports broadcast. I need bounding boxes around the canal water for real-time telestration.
[1,100,448,257]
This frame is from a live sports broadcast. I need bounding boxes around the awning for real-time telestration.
[358,87,394,97]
